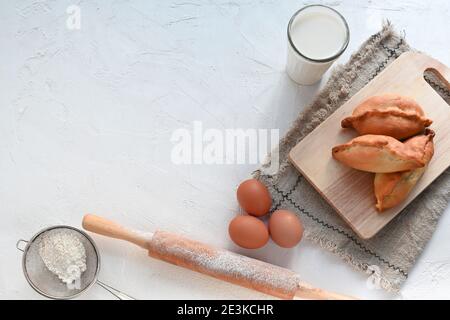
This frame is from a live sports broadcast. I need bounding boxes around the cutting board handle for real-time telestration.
[405,52,450,89]
[427,65,450,91]
[425,67,450,92]
[397,52,450,88]
[82,214,152,249]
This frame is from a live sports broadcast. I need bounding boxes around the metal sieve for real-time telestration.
[16,225,135,300]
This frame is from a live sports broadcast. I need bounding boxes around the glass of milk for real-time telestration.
[286,5,350,85]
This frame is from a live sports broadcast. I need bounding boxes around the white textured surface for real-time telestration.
[1,0,449,300]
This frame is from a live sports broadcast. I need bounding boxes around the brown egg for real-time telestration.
[269,210,303,248]
[236,179,272,217]
[228,215,269,249]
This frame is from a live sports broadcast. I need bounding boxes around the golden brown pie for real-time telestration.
[332,134,427,173]
[341,94,432,140]
[374,129,435,211]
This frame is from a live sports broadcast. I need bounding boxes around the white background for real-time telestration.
[1,0,449,300]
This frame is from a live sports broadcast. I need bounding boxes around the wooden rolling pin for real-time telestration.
[82,214,355,300]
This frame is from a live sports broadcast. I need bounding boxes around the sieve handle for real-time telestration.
[82,214,152,249]
[96,280,136,300]
[16,239,28,252]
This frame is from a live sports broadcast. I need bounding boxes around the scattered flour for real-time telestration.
[38,230,87,289]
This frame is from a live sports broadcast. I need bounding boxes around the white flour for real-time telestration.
[38,230,87,289]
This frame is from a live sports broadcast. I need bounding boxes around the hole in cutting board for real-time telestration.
[423,68,450,107]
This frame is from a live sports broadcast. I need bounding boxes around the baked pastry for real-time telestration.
[374,129,435,211]
[332,134,427,173]
[341,94,432,140]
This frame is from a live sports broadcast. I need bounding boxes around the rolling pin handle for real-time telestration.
[82,214,152,249]
[294,281,356,300]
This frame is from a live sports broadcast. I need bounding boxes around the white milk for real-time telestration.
[286,5,349,85]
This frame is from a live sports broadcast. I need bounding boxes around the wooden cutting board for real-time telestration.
[288,52,450,239]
